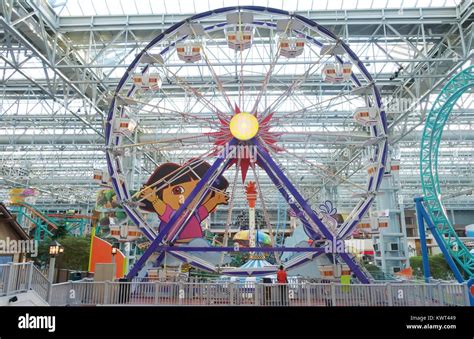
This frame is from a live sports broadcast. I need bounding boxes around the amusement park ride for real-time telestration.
[8,189,93,241]
[416,65,474,285]
[5,7,472,293]
[105,6,391,283]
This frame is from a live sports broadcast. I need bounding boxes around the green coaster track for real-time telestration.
[420,65,474,278]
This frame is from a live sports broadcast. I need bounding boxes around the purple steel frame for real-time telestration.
[254,140,369,283]
[127,137,369,283]
[126,138,237,278]
[256,147,320,240]
[156,246,325,253]
[113,6,387,283]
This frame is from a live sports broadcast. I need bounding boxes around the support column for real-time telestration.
[415,197,431,283]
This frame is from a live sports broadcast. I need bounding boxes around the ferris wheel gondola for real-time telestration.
[106,6,388,282]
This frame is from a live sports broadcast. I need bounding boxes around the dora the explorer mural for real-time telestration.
[140,160,229,243]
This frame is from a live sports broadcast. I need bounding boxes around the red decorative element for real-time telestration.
[245,181,257,208]
[234,103,241,114]
[209,104,281,182]
[218,114,230,126]
[260,112,274,126]
[240,158,251,183]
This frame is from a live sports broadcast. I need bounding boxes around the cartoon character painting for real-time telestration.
[140,160,229,243]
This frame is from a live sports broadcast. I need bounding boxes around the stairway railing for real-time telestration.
[0,262,51,303]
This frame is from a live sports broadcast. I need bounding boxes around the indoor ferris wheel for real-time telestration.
[104,6,388,283]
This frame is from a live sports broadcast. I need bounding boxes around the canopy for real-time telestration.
[221,258,276,276]
[233,230,272,246]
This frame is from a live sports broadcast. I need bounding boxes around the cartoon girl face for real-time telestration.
[161,179,199,210]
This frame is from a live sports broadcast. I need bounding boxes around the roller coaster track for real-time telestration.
[420,65,474,278]
[11,202,59,231]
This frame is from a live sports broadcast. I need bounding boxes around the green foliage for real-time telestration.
[409,254,454,280]
[52,224,69,240]
[32,236,91,271]
[57,236,91,271]
[362,263,392,280]
[363,263,381,273]
[230,251,249,267]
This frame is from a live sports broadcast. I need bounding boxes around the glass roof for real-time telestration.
[49,0,463,16]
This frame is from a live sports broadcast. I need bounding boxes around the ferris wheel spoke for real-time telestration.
[251,165,280,263]
[133,151,216,202]
[220,160,240,265]
[200,44,235,113]
[146,54,228,118]
[119,94,216,126]
[108,9,386,282]
[251,21,300,115]
[260,41,342,118]
[277,147,367,193]
[116,134,213,150]
[260,60,321,118]
[276,130,372,147]
[272,83,372,124]
[200,30,242,110]
[251,44,282,115]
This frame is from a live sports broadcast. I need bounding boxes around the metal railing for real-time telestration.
[49,280,471,306]
[1,262,471,307]
[0,264,10,296]
[0,262,51,301]
[31,265,50,301]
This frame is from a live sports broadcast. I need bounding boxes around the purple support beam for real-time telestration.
[156,246,326,253]
[339,253,370,284]
[126,139,237,279]
[255,141,334,240]
[256,140,370,284]
[257,152,320,240]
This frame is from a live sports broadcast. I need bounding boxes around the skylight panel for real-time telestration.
[50,0,462,16]
[267,0,285,10]
[93,0,110,15]
[135,0,151,14]
[164,1,180,14]
[326,0,343,10]
[238,0,255,6]
[416,0,432,7]
[387,0,406,9]
[99,0,118,15]
[356,0,375,9]
[150,0,166,14]
[282,0,299,11]
[64,0,82,16]
[296,0,314,11]
[343,0,358,9]
[79,0,96,16]
[220,0,234,9]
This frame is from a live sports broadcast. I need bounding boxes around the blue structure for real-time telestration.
[415,197,474,306]
[419,66,474,278]
[415,197,465,283]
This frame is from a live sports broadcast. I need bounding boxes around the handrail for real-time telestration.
[48,278,470,306]
[0,262,51,303]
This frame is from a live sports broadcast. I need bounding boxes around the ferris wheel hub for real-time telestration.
[229,112,259,141]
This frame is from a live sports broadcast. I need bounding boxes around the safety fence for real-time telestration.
[1,263,471,306]
[0,262,52,300]
[0,262,49,300]
[49,280,471,306]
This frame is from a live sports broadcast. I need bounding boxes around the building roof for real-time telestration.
[0,203,30,241]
